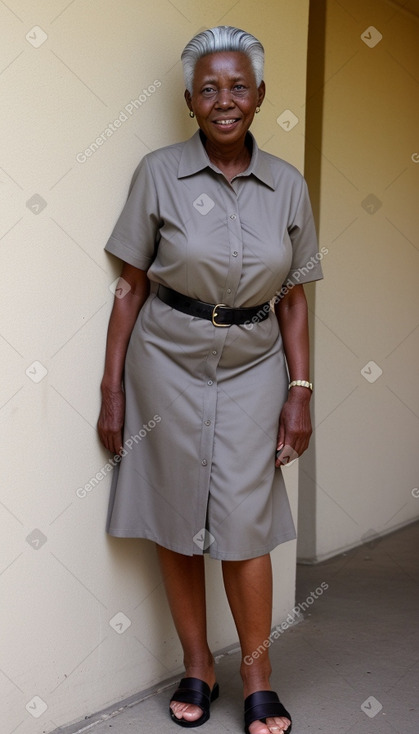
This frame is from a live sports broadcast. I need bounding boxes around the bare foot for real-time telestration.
[170,665,216,724]
[170,700,205,723]
[242,672,291,734]
[248,715,291,734]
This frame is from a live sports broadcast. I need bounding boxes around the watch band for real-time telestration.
[288,380,313,391]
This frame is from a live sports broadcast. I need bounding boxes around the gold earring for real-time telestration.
[189,110,195,118]
[255,106,261,114]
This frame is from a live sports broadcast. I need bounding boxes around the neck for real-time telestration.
[200,131,252,170]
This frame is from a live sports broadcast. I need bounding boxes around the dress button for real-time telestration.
[230,213,237,220]
[232,251,238,257]
[212,350,217,355]
[226,288,232,294]
[204,420,211,426]
[207,380,213,386]
[201,459,208,466]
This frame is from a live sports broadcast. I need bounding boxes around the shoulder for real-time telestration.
[146,138,186,162]
[127,138,188,191]
[139,139,188,173]
[253,144,312,221]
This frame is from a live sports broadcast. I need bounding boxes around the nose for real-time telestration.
[215,89,235,107]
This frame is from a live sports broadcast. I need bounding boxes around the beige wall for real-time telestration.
[298,0,419,562]
[0,1,310,731]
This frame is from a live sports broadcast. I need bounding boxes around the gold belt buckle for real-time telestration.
[212,303,231,327]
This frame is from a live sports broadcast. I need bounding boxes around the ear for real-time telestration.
[184,89,193,112]
[257,81,266,108]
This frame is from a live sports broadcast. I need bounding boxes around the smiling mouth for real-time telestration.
[213,118,239,126]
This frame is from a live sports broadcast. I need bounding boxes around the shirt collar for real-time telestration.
[177,129,276,190]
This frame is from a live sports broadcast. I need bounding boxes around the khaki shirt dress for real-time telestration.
[104,130,323,560]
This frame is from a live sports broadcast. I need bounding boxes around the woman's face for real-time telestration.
[185,51,265,149]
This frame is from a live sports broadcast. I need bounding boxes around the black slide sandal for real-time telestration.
[170,677,220,728]
[244,690,292,734]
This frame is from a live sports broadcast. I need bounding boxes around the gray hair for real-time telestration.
[181,26,264,93]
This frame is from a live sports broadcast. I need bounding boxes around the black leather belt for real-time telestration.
[157,285,271,327]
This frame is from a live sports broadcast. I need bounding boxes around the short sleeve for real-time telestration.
[283,177,324,286]
[104,155,160,270]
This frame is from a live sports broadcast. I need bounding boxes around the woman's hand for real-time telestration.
[275,387,312,468]
[97,385,125,456]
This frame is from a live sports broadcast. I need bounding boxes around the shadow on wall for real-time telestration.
[298,0,327,562]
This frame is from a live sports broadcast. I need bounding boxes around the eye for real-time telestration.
[232,84,249,97]
[201,86,216,97]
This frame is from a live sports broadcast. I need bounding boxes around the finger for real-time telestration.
[111,430,123,457]
[101,433,113,454]
[275,442,285,468]
[98,422,115,454]
[279,446,298,466]
[276,423,285,452]
[100,433,114,456]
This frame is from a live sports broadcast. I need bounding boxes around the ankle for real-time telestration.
[240,658,272,697]
[184,648,214,668]
[183,652,216,686]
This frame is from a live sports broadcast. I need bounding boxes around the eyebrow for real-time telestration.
[199,75,246,86]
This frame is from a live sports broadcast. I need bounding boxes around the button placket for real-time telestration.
[193,188,244,549]
[194,326,226,544]
[222,190,243,304]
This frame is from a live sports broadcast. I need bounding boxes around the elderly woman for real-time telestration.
[98,26,323,734]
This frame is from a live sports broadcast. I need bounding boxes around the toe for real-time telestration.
[266,715,291,733]
[248,722,270,734]
[170,701,203,722]
[248,717,291,734]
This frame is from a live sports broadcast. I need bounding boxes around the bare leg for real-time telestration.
[156,545,216,723]
[222,555,291,734]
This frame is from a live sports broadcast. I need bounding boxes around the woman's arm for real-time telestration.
[274,284,312,467]
[97,263,150,455]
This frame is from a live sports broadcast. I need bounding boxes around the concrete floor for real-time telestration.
[58,521,419,734]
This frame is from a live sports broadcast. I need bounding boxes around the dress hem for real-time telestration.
[106,528,296,561]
